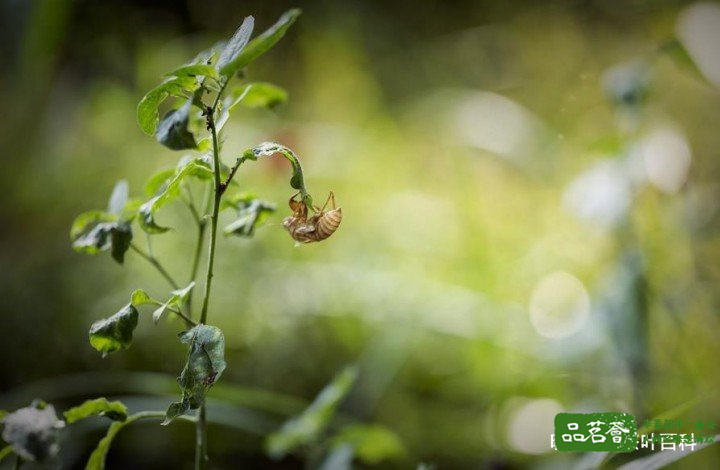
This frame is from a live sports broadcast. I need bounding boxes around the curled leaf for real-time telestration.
[137,76,199,135]
[163,325,226,424]
[216,16,255,74]
[244,142,312,206]
[223,194,276,237]
[89,304,139,357]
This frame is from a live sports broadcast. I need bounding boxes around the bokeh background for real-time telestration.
[2,0,720,468]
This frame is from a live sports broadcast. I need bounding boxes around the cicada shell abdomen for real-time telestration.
[312,207,342,241]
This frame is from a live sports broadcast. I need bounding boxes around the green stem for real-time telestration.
[195,81,227,470]
[13,456,21,470]
[130,243,180,290]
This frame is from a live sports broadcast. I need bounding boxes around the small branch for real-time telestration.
[156,303,198,327]
[219,156,248,196]
[130,243,180,290]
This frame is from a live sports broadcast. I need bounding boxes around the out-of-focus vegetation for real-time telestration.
[1,0,720,468]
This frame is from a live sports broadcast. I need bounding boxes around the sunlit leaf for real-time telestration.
[216,16,255,75]
[64,398,128,424]
[156,99,197,150]
[163,325,226,424]
[137,76,198,135]
[89,304,139,357]
[152,282,194,324]
[130,289,156,307]
[144,168,177,197]
[223,194,276,237]
[219,9,301,76]
[85,420,126,470]
[266,365,358,458]
[1,401,64,463]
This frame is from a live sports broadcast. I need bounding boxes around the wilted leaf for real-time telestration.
[219,9,301,76]
[89,304,139,357]
[266,365,358,458]
[64,398,128,424]
[216,16,255,74]
[163,325,226,424]
[1,402,64,462]
[223,194,276,237]
[137,76,198,135]
[156,99,197,150]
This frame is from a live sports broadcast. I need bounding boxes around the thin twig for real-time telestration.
[130,243,180,290]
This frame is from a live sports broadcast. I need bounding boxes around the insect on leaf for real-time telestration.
[89,304,139,357]
[219,9,301,77]
[63,398,128,424]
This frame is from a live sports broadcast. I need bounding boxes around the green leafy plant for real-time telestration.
[63,9,343,469]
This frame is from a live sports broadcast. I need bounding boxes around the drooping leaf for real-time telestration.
[164,63,219,81]
[137,76,199,135]
[156,99,197,150]
[216,16,255,74]
[63,398,128,424]
[138,161,213,233]
[109,222,132,264]
[163,325,226,424]
[1,402,64,463]
[219,9,301,77]
[266,365,358,458]
[107,180,129,216]
[331,424,405,465]
[223,194,276,237]
[244,142,312,206]
[89,304,139,357]
[85,419,126,470]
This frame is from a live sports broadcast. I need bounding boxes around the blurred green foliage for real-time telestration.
[1,0,720,468]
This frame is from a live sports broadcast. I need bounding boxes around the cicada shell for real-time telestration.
[283,192,342,243]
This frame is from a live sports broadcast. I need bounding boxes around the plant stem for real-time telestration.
[13,456,22,470]
[130,243,180,290]
[195,82,227,470]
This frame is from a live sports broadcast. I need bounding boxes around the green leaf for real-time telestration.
[63,398,128,424]
[235,82,288,109]
[70,211,117,246]
[165,63,219,80]
[156,99,197,150]
[216,16,255,74]
[139,161,213,233]
[107,180,128,216]
[0,446,12,463]
[1,402,64,463]
[130,289,156,307]
[331,424,405,465]
[163,325,226,424]
[245,142,311,206]
[266,365,358,458]
[144,168,177,197]
[151,282,194,324]
[220,9,301,77]
[137,76,199,135]
[89,304,139,357]
[223,195,276,237]
[617,435,719,470]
